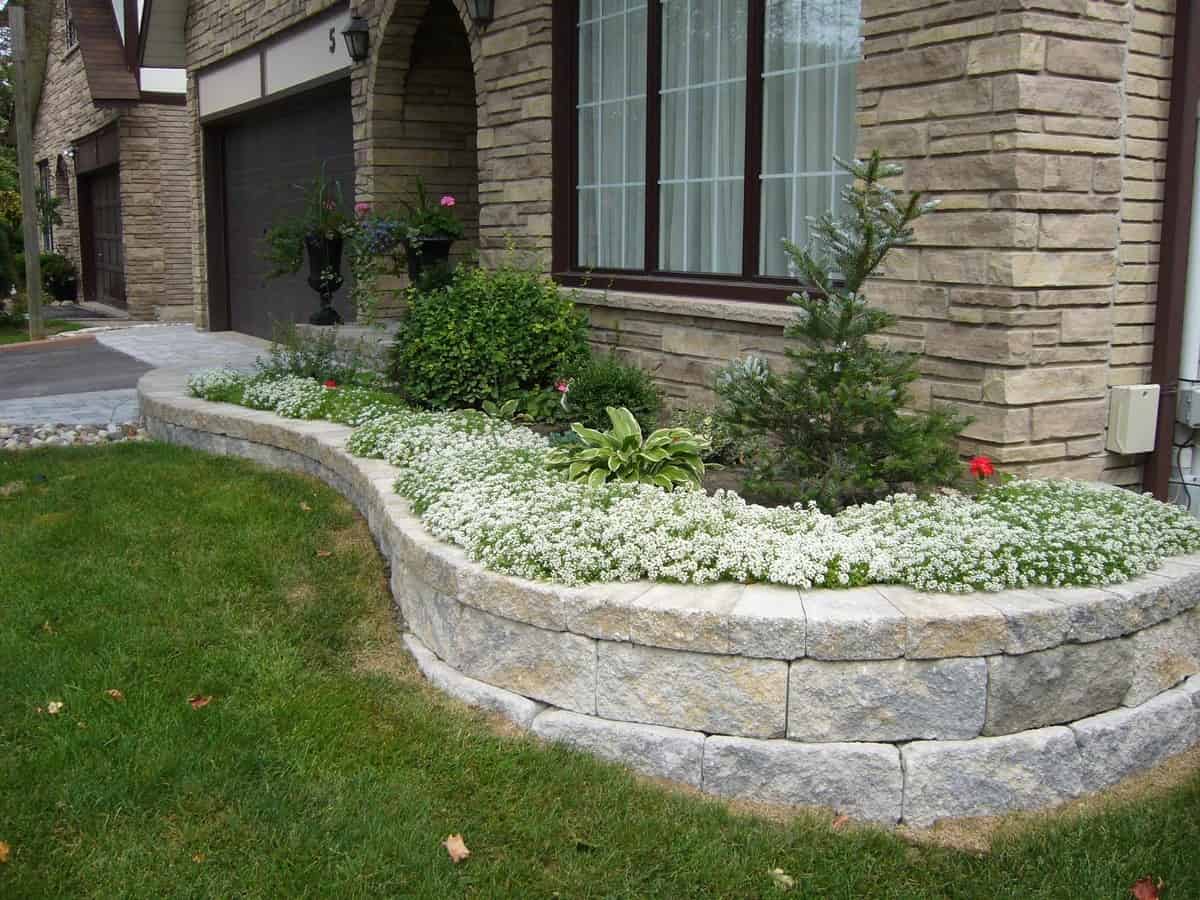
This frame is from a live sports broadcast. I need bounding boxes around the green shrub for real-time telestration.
[15,252,78,302]
[256,321,384,388]
[546,406,709,491]
[389,261,589,409]
[563,352,661,435]
[669,406,764,467]
[716,153,968,512]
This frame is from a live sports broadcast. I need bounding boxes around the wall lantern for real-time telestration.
[341,16,371,63]
[467,0,495,29]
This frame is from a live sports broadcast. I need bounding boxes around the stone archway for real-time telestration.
[358,0,479,310]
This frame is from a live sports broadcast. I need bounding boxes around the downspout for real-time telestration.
[1145,0,1200,500]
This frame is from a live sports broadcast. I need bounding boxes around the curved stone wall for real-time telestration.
[139,369,1200,826]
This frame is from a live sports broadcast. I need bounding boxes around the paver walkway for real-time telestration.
[0,324,267,425]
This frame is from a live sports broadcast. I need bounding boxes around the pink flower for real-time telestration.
[323,379,338,390]
[555,380,570,394]
[439,195,456,208]
[354,202,370,216]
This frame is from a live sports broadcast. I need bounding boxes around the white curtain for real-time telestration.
[658,0,748,275]
[759,0,861,277]
[577,1,648,270]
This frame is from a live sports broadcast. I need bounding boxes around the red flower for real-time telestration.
[323,379,338,389]
[968,455,995,479]
[554,379,570,394]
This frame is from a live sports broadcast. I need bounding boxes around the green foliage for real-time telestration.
[261,166,351,277]
[546,406,710,491]
[257,321,383,387]
[0,219,17,299]
[562,352,662,434]
[669,406,765,467]
[717,152,968,512]
[398,176,465,241]
[36,185,61,231]
[15,251,77,301]
[389,261,589,409]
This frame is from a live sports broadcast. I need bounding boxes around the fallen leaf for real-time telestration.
[47,701,63,715]
[105,689,125,701]
[768,868,795,891]
[188,695,212,710]
[300,502,312,512]
[0,840,10,863]
[442,834,470,864]
[41,621,55,635]
[34,706,44,714]
[192,852,206,864]
[1130,877,1164,900]
[831,814,850,831]
[0,481,26,498]
[316,550,333,558]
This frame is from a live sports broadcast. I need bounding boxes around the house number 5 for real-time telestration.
[329,27,336,53]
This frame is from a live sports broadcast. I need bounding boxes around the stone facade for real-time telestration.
[177,0,1185,480]
[32,0,193,320]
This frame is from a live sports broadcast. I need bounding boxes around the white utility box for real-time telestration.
[1106,384,1160,454]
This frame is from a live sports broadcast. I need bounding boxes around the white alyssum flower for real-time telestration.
[203,374,1200,592]
[187,368,248,400]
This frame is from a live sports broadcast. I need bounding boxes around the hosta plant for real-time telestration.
[546,406,709,491]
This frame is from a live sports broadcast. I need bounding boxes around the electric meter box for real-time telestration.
[1106,384,1160,455]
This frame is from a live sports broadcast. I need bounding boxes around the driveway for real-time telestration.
[0,325,267,425]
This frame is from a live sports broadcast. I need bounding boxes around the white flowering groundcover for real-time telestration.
[189,370,1200,593]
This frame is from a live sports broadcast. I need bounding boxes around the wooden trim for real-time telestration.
[124,0,138,74]
[1145,0,1200,500]
[202,127,232,331]
[138,90,187,106]
[643,0,661,273]
[551,2,573,273]
[554,269,797,304]
[136,0,152,65]
[77,169,96,302]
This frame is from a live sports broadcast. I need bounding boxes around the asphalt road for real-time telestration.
[0,339,152,401]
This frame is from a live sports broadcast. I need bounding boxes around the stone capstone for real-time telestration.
[1123,607,1200,707]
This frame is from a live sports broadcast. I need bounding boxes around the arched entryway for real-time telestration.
[362,0,479,309]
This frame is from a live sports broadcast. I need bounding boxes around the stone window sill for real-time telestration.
[566,286,796,329]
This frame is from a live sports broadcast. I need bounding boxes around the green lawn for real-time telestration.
[0,319,85,345]
[1,443,1198,899]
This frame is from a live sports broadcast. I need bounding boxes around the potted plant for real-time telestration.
[398,177,464,281]
[262,167,351,326]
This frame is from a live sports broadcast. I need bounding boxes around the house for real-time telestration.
[33,0,192,320]
[135,0,1198,499]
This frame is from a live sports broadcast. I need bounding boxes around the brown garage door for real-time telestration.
[215,80,356,338]
[81,167,126,308]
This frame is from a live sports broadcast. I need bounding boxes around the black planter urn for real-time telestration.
[305,233,345,326]
[402,236,454,282]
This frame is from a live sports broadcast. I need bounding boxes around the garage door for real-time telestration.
[218,79,356,338]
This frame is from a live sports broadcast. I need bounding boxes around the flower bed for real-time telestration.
[188,370,1200,594]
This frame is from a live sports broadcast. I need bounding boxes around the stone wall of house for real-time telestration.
[31,3,117,279]
[856,0,1175,483]
[33,0,193,320]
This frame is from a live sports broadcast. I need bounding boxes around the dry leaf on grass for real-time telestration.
[316,550,333,558]
[105,689,125,701]
[442,834,470,864]
[46,701,63,715]
[768,868,795,890]
[192,853,206,864]
[188,695,212,710]
[300,502,312,512]
[0,481,26,498]
[1131,877,1164,900]
[831,814,850,831]
[0,840,10,863]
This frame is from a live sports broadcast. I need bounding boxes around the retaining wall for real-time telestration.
[138,368,1200,826]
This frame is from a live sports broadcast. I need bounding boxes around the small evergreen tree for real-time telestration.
[717,152,968,512]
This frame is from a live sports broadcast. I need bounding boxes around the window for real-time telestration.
[560,0,861,293]
[37,160,54,252]
[65,0,78,49]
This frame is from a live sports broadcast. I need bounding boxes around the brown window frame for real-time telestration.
[37,160,55,252]
[552,1,839,304]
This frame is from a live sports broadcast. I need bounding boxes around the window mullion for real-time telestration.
[644,1,662,273]
[741,0,765,279]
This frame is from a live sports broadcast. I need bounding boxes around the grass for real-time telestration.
[0,318,85,345]
[1,443,1198,899]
